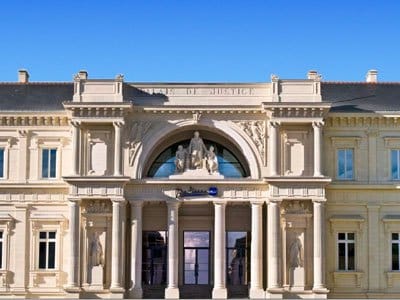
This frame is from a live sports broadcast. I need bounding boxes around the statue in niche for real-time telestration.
[206,145,219,174]
[289,233,303,268]
[174,145,187,173]
[90,232,104,267]
[188,131,207,169]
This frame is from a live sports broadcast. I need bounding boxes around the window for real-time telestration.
[42,149,57,178]
[337,149,354,180]
[0,148,4,178]
[391,150,400,180]
[226,232,250,285]
[38,231,56,269]
[337,232,355,271]
[392,233,400,271]
[183,231,210,285]
[0,231,3,269]
[142,231,167,285]
[147,139,249,178]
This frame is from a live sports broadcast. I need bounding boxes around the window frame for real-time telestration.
[337,232,355,271]
[38,231,57,270]
[391,149,400,180]
[336,148,354,180]
[226,231,250,286]
[330,136,361,181]
[41,148,58,179]
[0,138,12,180]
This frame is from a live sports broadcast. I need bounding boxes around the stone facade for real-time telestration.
[0,69,399,298]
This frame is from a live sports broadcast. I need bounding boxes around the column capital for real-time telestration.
[69,120,81,127]
[312,120,324,129]
[113,121,124,128]
[111,197,126,204]
[312,197,326,203]
[269,120,281,128]
[266,197,282,204]
[213,200,227,206]
[166,200,181,209]
[250,200,264,206]
[67,197,81,204]
[129,200,144,207]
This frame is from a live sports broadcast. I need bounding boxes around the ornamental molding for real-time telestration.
[263,103,330,119]
[127,121,152,166]
[326,115,400,128]
[132,106,264,115]
[63,102,132,119]
[233,120,266,161]
[82,199,112,214]
[0,115,69,127]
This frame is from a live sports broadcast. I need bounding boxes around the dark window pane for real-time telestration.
[39,232,46,239]
[0,241,2,269]
[393,233,399,240]
[338,233,345,240]
[141,231,167,286]
[50,149,57,178]
[48,242,56,269]
[0,149,4,178]
[0,231,3,239]
[39,242,47,269]
[42,149,49,178]
[393,243,399,271]
[338,243,346,270]
[348,233,355,240]
[346,149,353,179]
[337,150,345,179]
[48,232,56,239]
[392,150,399,179]
[348,242,355,270]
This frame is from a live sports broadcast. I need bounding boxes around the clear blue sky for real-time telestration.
[0,0,399,82]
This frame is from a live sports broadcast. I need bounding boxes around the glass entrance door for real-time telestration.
[183,231,210,285]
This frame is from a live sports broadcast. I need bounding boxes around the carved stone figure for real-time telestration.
[289,233,303,268]
[128,121,151,166]
[206,145,219,174]
[174,145,187,173]
[188,131,207,169]
[90,232,104,267]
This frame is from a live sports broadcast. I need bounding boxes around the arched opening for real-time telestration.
[144,128,251,178]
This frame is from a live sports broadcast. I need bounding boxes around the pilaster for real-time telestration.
[165,201,180,299]
[129,201,143,298]
[249,201,264,298]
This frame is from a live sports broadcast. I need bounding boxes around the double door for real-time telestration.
[183,231,210,285]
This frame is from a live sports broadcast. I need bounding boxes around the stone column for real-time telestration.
[129,201,143,298]
[71,121,80,176]
[267,199,282,297]
[110,198,126,292]
[367,205,380,291]
[269,121,280,176]
[113,122,123,176]
[312,121,323,177]
[212,201,227,299]
[165,201,180,299]
[312,199,328,294]
[250,201,264,298]
[66,199,80,290]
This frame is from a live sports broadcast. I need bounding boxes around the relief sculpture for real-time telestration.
[128,121,152,166]
[235,121,265,160]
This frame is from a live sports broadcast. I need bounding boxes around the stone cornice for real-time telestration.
[0,113,69,127]
[132,105,264,115]
[326,114,400,127]
[63,102,133,118]
[262,102,330,119]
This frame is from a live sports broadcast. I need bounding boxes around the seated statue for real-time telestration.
[189,131,207,169]
[206,145,219,174]
[175,145,187,173]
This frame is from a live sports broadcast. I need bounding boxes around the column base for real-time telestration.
[266,288,284,299]
[312,287,329,298]
[249,287,264,299]
[212,287,227,299]
[64,285,81,293]
[128,287,143,298]
[165,287,180,299]
[110,285,125,297]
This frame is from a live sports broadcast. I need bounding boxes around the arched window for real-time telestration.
[147,139,248,178]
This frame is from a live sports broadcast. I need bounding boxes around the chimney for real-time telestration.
[307,70,320,80]
[78,70,88,80]
[18,69,29,83]
[366,69,378,83]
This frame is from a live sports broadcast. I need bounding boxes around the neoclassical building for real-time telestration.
[0,69,399,298]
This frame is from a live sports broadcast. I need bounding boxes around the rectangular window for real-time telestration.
[391,150,400,180]
[142,231,168,285]
[38,231,56,269]
[337,149,354,180]
[226,231,250,285]
[0,231,3,269]
[337,232,355,271]
[42,149,57,178]
[0,148,4,178]
[392,233,400,271]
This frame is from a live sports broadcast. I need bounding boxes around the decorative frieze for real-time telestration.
[0,115,69,127]
[234,120,266,160]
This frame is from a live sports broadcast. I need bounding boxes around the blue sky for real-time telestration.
[0,1,399,82]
